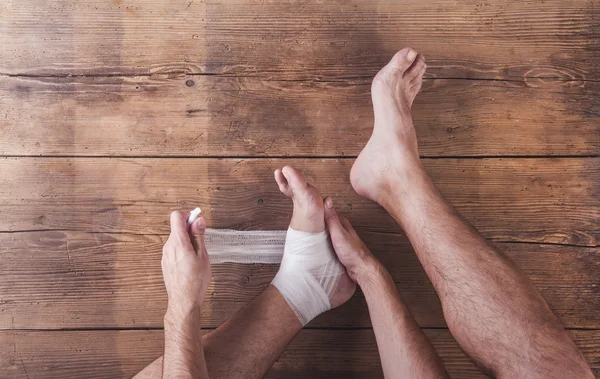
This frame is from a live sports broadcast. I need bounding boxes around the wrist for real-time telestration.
[358,259,395,302]
[355,255,386,287]
[165,304,201,327]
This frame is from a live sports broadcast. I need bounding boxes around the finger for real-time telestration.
[189,216,209,258]
[324,197,349,239]
[339,216,358,236]
[190,215,207,235]
[168,211,194,251]
[341,217,362,241]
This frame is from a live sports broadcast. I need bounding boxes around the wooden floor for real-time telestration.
[1,0,599,377]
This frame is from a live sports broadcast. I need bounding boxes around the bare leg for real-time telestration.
[134,285,301,379]
[135,167,355,379]
[350,48,593,378]
[324,197,449,378]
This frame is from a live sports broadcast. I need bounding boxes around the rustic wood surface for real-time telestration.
[0,157,597,245]
[1,231,598,329]
[2,76,599,157]
[2,0,599,80]
[2,329,599,378]
[1,0,598,377]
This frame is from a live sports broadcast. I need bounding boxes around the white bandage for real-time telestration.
[205,229,286,264]
[187,207,202,224]
[272,227,346,326]
[186,208,345,325]
[186,207,286,263]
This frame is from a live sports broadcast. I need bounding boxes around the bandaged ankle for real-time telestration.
[271,227,346,326]
[188,209,345,325]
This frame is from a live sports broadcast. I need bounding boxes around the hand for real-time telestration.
[324,197,381,284]
[162,211,212,320]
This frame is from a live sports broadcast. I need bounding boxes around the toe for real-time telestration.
[282,167,325,232]
[404,55,425,81]
[281,166,309,196]
[409,64,426,93]
[387,48,419,74]
[274,169,293,197]
[283,166,321,210]
[413,62,427,83]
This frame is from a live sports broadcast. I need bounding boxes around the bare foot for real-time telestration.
[274,166,356,308]
[350,47,427,204]
[274,166,325,233]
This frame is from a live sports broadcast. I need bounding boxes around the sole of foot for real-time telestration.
[350,47,427,203]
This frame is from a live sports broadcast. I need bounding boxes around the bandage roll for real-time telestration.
[205,229,286,264]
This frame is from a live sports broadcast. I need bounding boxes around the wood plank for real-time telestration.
[1,0,598,80]
[2,329,598,378]
[1,231,598,329]
[2,75,598,157]
[0,157,597,245]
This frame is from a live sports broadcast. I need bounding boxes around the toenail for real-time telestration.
[407,50,417,61]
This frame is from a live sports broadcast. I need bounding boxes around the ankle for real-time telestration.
[272,228,346,326]
[378,159,427,207]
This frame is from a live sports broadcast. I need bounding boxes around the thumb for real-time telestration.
[189,216,208,256]
[324,197,348,240]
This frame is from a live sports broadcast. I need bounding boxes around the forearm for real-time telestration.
[359,258,448,379]
[163,309,209,379]
[201,285,302,379]
[136,285,301,379]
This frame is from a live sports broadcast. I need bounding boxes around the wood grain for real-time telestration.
[1,0,598,80]
[0,157,597,245]
[2,329,598,378]
[2,75,599,157]
[2,0,599,377]
[0,231,598,329]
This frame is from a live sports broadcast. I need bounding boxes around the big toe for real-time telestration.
[372,48,420,102]
[386,48,419,75]
[275,166,325,232]
[275,166,309,199]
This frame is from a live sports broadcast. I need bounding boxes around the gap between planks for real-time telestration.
[4,72,600,84]
[0,229,596,248]
[3,326,599,332]
[0,155,598,159]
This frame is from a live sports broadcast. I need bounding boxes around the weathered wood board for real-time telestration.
[0,158,597,245]
[2,0,599,80]
[2,76,598,157]
[2,329,599,378]
[1,230,598,329]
